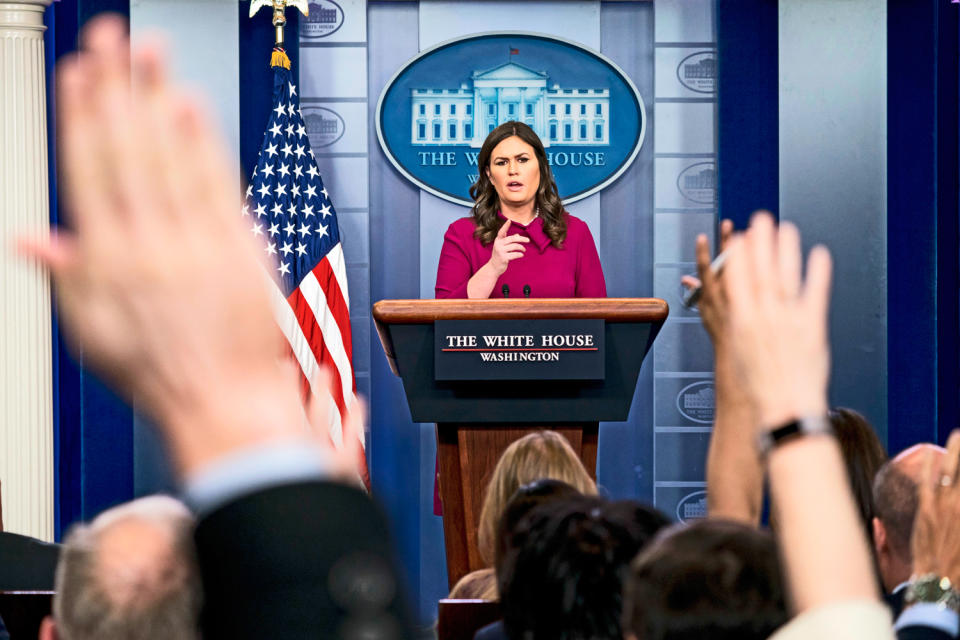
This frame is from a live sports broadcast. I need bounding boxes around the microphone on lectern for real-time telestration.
[502,284,510,298]
[523,284,531,298]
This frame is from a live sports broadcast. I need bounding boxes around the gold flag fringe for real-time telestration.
[271,48,291,69]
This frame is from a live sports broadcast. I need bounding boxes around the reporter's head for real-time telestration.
[623,519,787,640]
[477,431,597,565]
[41,495,200,640]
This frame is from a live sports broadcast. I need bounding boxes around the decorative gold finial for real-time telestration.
[249,0,309,49]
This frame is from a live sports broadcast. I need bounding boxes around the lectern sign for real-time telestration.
[435,319,604,381]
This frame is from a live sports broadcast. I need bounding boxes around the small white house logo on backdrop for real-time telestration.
[300,0,344,39]
[303,107,345,148]
[676,381,714,424]
[677,161,716,206]
[676,51,716,94]
[676,490,708,523]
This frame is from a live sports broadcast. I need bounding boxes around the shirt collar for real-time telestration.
[892,581,910,595]
[497,211,550,253]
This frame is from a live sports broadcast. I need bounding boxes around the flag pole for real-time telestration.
[249,0,310,68]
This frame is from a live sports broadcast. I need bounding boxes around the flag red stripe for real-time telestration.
[312,257,356,393]
[286,288,348,417]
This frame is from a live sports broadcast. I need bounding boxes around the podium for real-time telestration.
[373,298,667,587]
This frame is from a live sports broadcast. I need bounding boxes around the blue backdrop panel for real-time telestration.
[887,0,940,451]
[886,0,958,451]
[934,1,958,446]
[716,0,778,229]
[367,0,426,620]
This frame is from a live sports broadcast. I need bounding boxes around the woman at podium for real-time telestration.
[434,121,607,299]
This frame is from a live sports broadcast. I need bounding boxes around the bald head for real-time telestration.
[892,443,947,484]
[872,443,946,590]
[53,496,200,640]
[94,507,188,610]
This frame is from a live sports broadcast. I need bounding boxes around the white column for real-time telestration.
[0,0,54,541]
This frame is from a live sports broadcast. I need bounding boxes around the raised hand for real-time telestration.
[19,16,304,476]
[682,218,734,344]
[718,214,884,618]
[488,218,529,275]
[722,213,833,431]
[911,430,960,585]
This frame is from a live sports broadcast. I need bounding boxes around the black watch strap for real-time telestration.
[757,416,832,457]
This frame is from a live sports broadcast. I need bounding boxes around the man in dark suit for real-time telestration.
[0,531,60,590]
[193,481,412,639]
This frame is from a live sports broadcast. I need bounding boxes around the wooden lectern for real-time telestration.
[372,298,667,588]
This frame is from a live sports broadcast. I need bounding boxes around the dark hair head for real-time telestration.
[469,121,566,248]
[493,479,582,574]
[828,407,888,543]
[498,496,669,640]
[623,519,788,640]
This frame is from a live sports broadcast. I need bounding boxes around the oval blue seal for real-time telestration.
[376,32,646,206]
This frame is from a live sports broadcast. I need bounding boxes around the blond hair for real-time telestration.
[477,431,596,565]
[448,568,498,600]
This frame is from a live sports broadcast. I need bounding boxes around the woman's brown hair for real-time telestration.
[469,121,567,248]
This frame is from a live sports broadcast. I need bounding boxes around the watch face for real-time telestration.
[907,576,960,611]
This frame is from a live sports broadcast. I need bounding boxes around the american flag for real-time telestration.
[242,57,368,487]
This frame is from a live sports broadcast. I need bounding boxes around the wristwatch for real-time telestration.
[905,574,960,612]
[756,415,832,457]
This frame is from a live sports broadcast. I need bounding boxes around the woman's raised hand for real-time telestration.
[488,219,529,275]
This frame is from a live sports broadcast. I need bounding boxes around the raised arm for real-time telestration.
[722,215,888,633]
[686,219,764,525]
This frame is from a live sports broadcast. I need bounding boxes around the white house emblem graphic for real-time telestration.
[410,62,610,148]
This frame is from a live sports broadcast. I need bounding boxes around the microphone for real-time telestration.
[523,284,531,298]
[502,284,510,298]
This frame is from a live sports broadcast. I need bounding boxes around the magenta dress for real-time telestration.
[435,212,607,299]
[432,211,607,514]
